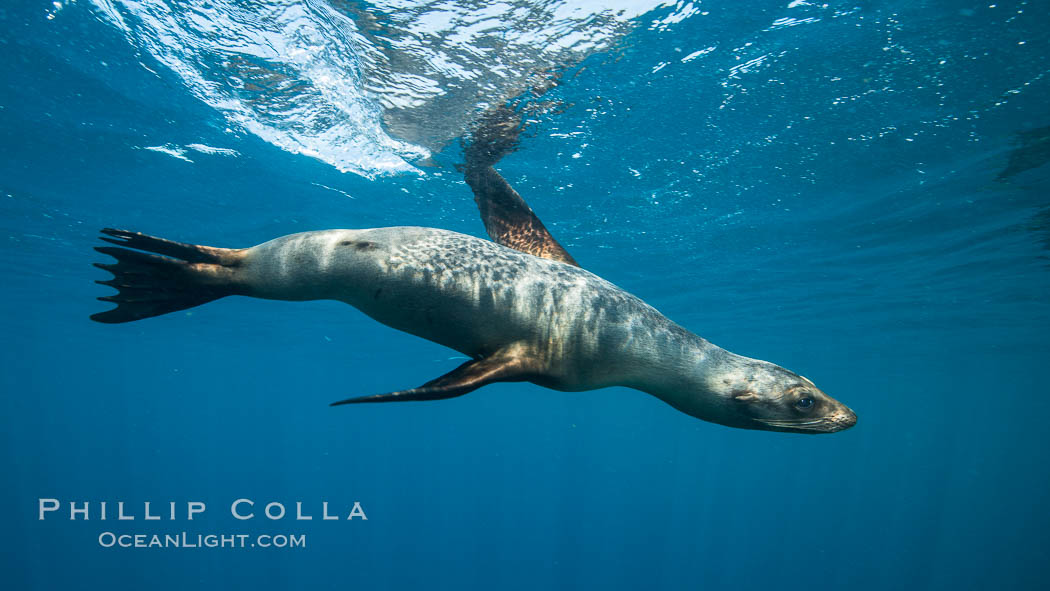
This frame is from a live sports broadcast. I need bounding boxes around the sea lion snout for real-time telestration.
[780,395,858,434]
[827,406,858,431]
[750,402,857,434]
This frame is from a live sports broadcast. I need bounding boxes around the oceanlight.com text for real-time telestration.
[97,531,306,549]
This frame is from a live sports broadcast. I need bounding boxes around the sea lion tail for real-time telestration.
[90,228,245,324]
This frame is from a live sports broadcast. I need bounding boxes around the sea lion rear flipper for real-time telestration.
[330,348,531,406]
[462,108,579,267]
[464,166,579,266]
[91,229,245,323]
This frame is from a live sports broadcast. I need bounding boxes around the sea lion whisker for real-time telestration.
[758,418,818,425]
[756,418,827,428]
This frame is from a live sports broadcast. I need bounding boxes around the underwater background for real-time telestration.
[2,0,1048,589]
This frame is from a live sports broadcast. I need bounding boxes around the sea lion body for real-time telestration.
[242,226,678,392]
[90,99,857,434]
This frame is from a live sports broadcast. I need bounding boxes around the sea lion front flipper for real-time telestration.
[330,348,532,406]
[462,108,580,267]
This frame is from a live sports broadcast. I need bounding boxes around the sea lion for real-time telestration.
[91,226,855,434]
[90,111,856,434]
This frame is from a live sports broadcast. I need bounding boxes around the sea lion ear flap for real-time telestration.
[461,107,579,267]
[734,391,759,402]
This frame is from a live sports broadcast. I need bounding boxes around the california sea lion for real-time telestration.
[91,114,856,434]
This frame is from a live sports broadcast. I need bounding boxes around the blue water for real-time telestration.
[3,0,1049,589]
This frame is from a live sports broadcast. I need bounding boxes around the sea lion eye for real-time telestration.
[795,397,815,410]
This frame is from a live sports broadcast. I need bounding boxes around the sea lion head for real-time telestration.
[709,357,857,434]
